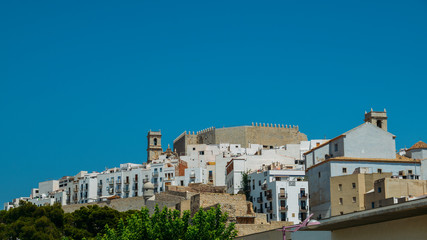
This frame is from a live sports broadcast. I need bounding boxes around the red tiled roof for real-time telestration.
[408,141,427,151]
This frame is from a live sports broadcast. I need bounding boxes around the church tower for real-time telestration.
[147,130,162,163]
[364,109,388,131]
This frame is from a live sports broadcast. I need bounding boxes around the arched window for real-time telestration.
[153,138,157,146]
[377,120,382,128]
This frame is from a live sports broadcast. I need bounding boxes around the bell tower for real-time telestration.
[147,130,162,163]
[364,108,388,131]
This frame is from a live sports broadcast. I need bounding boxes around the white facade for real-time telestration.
[249,168,308,223]
[184,167,208,186]
[225,158,246,194]
[97,163,150,198]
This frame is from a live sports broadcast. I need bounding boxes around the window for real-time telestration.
[342,168,347,173]
[340,211,344,215]
[199,151,204,155]
[371,202,375,209]
[377,169,382,173]
[352,197,356,203]
[334,143,338,152]
[318,172,321,178]
[259,180,261,186]
[338,184,342,191]
[153,138,158,146]
[377,120,382,128]
[160,168,162,172]
[378,187,382,193]
[408,170,413,174]
[339,198,343,205]
[352,183,356,189]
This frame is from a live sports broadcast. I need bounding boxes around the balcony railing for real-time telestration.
[133,178,139,182]
[116,179,121,184]
[143,178,149,183]
[266,194,272,201]
[278,193,288,199]
[153,172,159,177]
[116,188,122,193]
[300,206,308,212]
[267,206,273,213]
[299,193,308,199]
[109,180,114,185]
[257,197,263,203]
[261,183,268,190]
[132,184,138,191]
[280,205,288,211]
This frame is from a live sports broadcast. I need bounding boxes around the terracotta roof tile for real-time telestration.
[408,141,427,151]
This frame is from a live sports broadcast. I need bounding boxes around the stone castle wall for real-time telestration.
[173,124,307,155]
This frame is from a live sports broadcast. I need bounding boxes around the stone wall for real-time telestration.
[167,183,226,193]
[62,196,146,213]
[173,124,307,155]
[190,193,250,217]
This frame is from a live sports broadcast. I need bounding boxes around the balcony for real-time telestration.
[190,172,196,178]
[124,180,130,185]
[116,188,122,193]
[133,178,139,183]
[278,193,288,199]
[279,205,288,212]
[73,186,79,192]
[132,184,138,191]
[109,180,114,185]
[299,193,308,199]
[153,172,159,178]
[267,206,273,213]
[299,206,308,212]
[108,189,114,194]
[266,193,272,201]
[116,179,122,184]
[124,186,130,192]
[257,197,263,203]
[261,183,268,190]
[143,178,149,183]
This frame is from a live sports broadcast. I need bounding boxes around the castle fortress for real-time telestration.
[172,123,307,156]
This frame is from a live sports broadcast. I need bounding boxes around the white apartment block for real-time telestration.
[249,164,309,223]
[97,163,150,199]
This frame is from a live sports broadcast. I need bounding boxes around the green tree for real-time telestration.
[240,171,251,201]
[99,205,237,240]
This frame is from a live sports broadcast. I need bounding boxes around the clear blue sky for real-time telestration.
[1,1,426,205]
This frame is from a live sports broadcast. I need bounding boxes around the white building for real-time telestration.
[249,163,308,223]
[97,163,150,199]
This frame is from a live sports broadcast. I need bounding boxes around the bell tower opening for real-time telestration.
[364,109,388,131]
[147,131,162,163]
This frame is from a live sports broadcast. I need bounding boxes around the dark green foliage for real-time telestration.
[0,203,237,240]
[241,171,251,201]
[99,205,237,240]
[0,202,132,240]
[0,202,63,240]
